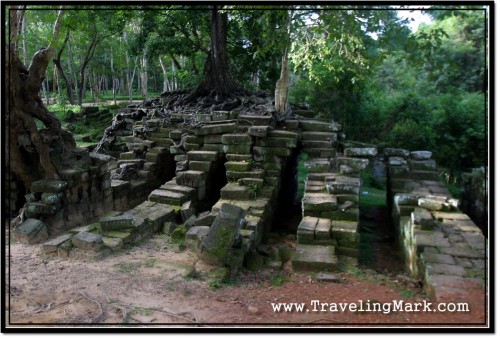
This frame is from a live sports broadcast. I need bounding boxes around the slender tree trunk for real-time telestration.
[274,10,293,118]
[78,27,98,105]
[141,48,148,98]
[275,45,289,117]
[53,31,74,104]
[22,14,27,65]
[159,56,171,92]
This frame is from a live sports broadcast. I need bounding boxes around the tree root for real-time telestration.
[78,292,103,323]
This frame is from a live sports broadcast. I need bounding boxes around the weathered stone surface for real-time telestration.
[223,144,252,154]
[25,203,57,216]
[305,159,331,173]
[169,130,183,140]
[41,193,62,205]
[176,170,206,187]
[412,208,437,230]
[193,211,218,226]
[72,232,104,252]
[388,157,407,166]
[302,193,337,212]
[186,226,210,240]
[238,178,264,188]
[162,221,178,234]
[297,217,318,244]
[326,177,361,195]
[302,140,333,149]
[103,237,124,251]
[425,263,466,276]
[313,273,343,283]
[299,120,337,132]
[161,181,196,195]
[384,148,410,158]
[420,252,456,265]
[220,183,254,200]
[199,204,246,265]
[149,189,189,205]
[226,154,253,162]
[202,144,225,152]
[256,137,297,148]
[301,131,336,141]
[245,250,265,271]
[268,130,298,140]
[238,114,274,126]
[438,246,484,259]
[31,180,68,193]
[225,161,252,172]
[187,150,218,162]
[221,134,252,145]
[13,219,48,244]
[181,200,195,222]
[414,231,450,252]
[409,159,437,171]
[394,193,419,206]
[410,150,432,160]
[253,146,291,158]
[315,218,332,241]
[194,123,238,136]
[344,147,378,157]
[248,126,269,138]
[189,161,212,172]
[292,244,338,271]
[226,170,265,180]
[418,197,449,211]
[100,214,134,231]
[336,157,369,172]
[42,234,72,254]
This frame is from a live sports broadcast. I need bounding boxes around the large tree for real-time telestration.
[7,7,76,189]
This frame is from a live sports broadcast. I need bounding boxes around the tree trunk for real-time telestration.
[141,49,148,98]
[275,44,289,118]
[55,39,73,102]
[274,10,293,119]
[78,26,98,105]
[159,56,171,92]
[189,6,242,100]
[7,8,77,190]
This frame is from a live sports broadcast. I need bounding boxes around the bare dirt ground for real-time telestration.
[4,231,487,329]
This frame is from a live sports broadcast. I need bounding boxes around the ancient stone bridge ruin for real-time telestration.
[12,107,486,301]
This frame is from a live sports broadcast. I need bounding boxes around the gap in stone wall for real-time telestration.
[269,147,303,236]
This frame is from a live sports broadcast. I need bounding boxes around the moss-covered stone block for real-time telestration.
[225,161,252,172]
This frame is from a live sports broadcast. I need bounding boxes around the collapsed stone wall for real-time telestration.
[386,149,486,299]
[461,167,488,235]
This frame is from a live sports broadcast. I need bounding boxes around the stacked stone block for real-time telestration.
[386,148,486,300]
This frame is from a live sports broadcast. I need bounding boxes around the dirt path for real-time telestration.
[5,232,487,328]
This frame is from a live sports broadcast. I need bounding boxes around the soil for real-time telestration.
[5,229,487,329]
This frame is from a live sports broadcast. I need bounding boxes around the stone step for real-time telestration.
[301,131,337,142]
[187,150,219,162]
[221,133,252,145]
[161,180,197,196]
[305,159,332,173]
[149,189,191,205]
[299,119,341,132]
[292,244,338,272]
[220,183,255,200]
[225,161,253,172]
[120,151,136,160]
[303,148,336,158]
[226,169,265,180]
[344,147,378,157]
[189,160,212,172]
[117,159,144,169]
[238,114,274,126]
[302,193,338,212]
[302,140,334,149]
[176,170,206,188]
[194,123,239,136]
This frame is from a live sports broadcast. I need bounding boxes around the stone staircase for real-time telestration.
[292,120,375,272]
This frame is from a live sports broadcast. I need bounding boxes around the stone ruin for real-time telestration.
[9,102,487,301]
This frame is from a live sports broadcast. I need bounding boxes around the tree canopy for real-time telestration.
[6,4,489,186]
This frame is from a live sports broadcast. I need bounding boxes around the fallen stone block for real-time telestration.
[299,120,338,132]
[189,161,212,172]
[388,157,407,166]
[223,144,252,154]
[302,193,338,212]
[292,244,338,271]
[199,204,246,265]
[412,208,438,230]
[425,263,466,276]
[100,214,134,231]
[248,126,269,138]
[301,131,336,141]
[13,219,48,244]
[42,234,72,254]
[72,231,104,252]
[220,183,254,200]
[103,237,124,251]
[225,161,252,172]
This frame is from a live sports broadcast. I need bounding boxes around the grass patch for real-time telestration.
[399,290,417,298]
[297,152,309,200]
[359,186,386,209]
[270,274,289,287]
[115,262,143,273]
